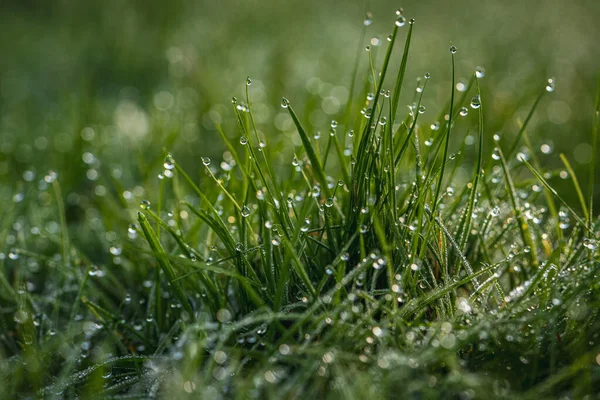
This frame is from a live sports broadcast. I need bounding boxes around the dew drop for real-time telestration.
[164,154,175,170]
[418,105,426,114]
[430,121,440,131]
[281,97,289,108]
[459,107,469,117]
[364,12,373,26]
[45,171,57,183]
[545,78,555,92]
[246,77,252,86]
[475,66,485,78]
[140,200,151,210]
[325,198,334,208]
[450,45,457,54]
[241,205,251,218]
[470,95,481,109]
[331,120,338,128]
[201,157,211,166]
[240,136,248,145]
[395,15,407,27]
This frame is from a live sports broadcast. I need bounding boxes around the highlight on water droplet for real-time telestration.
[459,107,469,116]
[281,97,289,108]
[240,136,248,145]
[396,15,407,27]
[470,95,481,109]
[450,44,457,54]
[201,157,211,166]
[241,205,251,218]
[140,200,151,210]
[164,154,175,170]
[364,11,373,26]
[246,76,252,86]
[475,66,485,78]
[545,77,555,92]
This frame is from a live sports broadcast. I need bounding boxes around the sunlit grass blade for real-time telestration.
[495,142,539,268]
[521,158,596,237]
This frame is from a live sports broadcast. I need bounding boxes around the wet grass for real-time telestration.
[1,7,600,399]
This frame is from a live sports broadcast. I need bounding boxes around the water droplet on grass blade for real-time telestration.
[546,78,556,92]
[240,136,248,145]
[241,205,250,217]
[140,200,151,210]
[364,12,373,26]
[201,157,211,166]
[396,16,407,27]
[450,45,457,54]
[164,154,175,170]
[459,107,469,116]
[475,66,485,78]
[246,77,252,86]
[470,95,481,109]
[281,97,289,108]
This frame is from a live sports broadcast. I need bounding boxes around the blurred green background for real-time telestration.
[1,0,599,215]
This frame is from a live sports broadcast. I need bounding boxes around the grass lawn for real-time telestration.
[1,3,600,399]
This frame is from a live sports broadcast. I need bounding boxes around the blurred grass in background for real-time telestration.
[1,0,599,212]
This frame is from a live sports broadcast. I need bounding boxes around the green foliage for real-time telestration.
[1,6,600,399]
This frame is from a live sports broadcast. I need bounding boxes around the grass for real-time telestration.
[1,7,600,399]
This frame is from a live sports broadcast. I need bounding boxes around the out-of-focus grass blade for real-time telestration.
[559,153,589,220]
[521,159,596,237]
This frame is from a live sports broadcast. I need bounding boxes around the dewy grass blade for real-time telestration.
[391,21,414,121]
[137,211,196,320]
[521,158,597,237]
[559,153,589,220]
[496,143,539,268]
[430,45,457,220]
[505,86,546,161]
[458,75,485,250]
[588,75,600,229]
[287,103,331,200]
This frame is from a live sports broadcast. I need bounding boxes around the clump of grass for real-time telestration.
[1,8,600,399]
